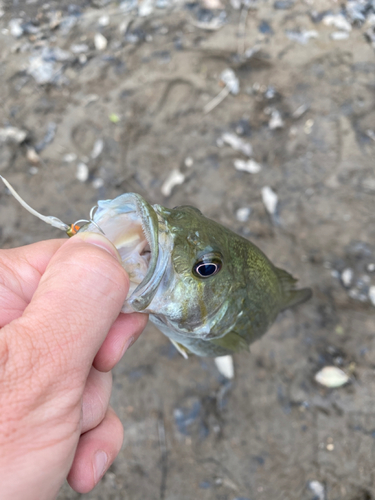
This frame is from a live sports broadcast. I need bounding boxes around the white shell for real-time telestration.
[214,355,234,379]
[94,33,108,51]
[236,207,251,222]
[161,169,185,197]
[314,366,349,388]
[234,158,262,174]
[261,186,278,215]
[341,268,353,287]
[76,162,89,182]
[308,481,325,500]
[221,133,252,157]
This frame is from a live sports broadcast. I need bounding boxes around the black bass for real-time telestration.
[79,194,312,357]
[1,179,311,357]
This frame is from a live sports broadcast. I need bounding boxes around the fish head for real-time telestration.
[148,204,243,339]
[84,197,243,341]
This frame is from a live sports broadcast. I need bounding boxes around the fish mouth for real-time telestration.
[85,193,170,312]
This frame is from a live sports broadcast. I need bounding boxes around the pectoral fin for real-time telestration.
[274,267,312,311]
[210,331,249,353]
[170,339,191,359]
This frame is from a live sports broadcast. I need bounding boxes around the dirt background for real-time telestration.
[1,0,375,499]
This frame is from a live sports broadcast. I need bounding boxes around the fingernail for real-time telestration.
[76,232,121,262]
[120,335,135,359]
[93,450,108,484]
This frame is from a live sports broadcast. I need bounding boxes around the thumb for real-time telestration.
[8,232,129,384]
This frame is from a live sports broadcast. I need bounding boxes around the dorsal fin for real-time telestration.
[274,267,312,311]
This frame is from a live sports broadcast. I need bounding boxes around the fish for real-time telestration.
[79,193,312,357]
[0,178,312,358]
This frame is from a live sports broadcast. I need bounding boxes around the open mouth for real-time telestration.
[84,193,167,311]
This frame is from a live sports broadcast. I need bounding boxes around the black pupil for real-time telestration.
[196,263,217,277]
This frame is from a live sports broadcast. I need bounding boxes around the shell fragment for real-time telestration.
[314,366,349,388]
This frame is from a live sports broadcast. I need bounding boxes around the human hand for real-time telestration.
[0,233,148,499]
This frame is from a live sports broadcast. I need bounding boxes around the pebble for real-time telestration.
[341,268,353,287]
[70,43,89,54]
[220,68,239,95]
[161,169,185,196]
[26,148,40,164]
[236,207,251,222]
[286,29,319,44]
[29,166,39,175]
[330,31,350,40]
[367,263,375,272]
[261,186,278,215]
[139,0,154,17]
[269,109,284,129]
[184,157,194,168]
[323,14,352,32]
[63,153,77,162]
[94,33,108,51]
[92,177,104,189]
[91,139,104,159]
[369,286,375,306]
[308,480,325,500]
[221,133,252,157]
[0,126,28,144]
[76,162,89,182]
[314,366,349,388]
[234,159,262,174]
[98,15,110,27]
[292,103,309,119]
[9,19,23,38]
[214,355,234,379]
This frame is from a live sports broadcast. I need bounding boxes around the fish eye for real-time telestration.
[193,253,223,279]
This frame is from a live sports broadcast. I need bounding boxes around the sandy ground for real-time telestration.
[1,0,375,499]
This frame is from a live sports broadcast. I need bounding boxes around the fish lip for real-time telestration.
[88,193,169,312]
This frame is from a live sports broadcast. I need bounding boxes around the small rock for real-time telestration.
[91,139,104,159]
[314,366,349,388]
[139,0,154,17]
[184,157,194,168]
[9,19,23,38]
[286,30,319,44]
[341,268,353,287]
[236,207,251,222]
[26,148,40,164]
[220,68,239,95]
[70,43,89,54]
[330,31,350,40]
[98,15,110,26]
[76,162,89,182]
[261,186,278,215]
[269,109,284,129]
[234,158,262,174]
[94,33,108,51]
[367,263,375,272]
[214,355,234,379]
[292,104,309,119]
[221,133,252,157]
[63,153,77,162]
[92,177,104,189]
[369,286,375,306]
[29,166,39,175]
[308,480,325,500]
[323,14,352,32]
[0,126,28,144]
[161,169,185,196]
